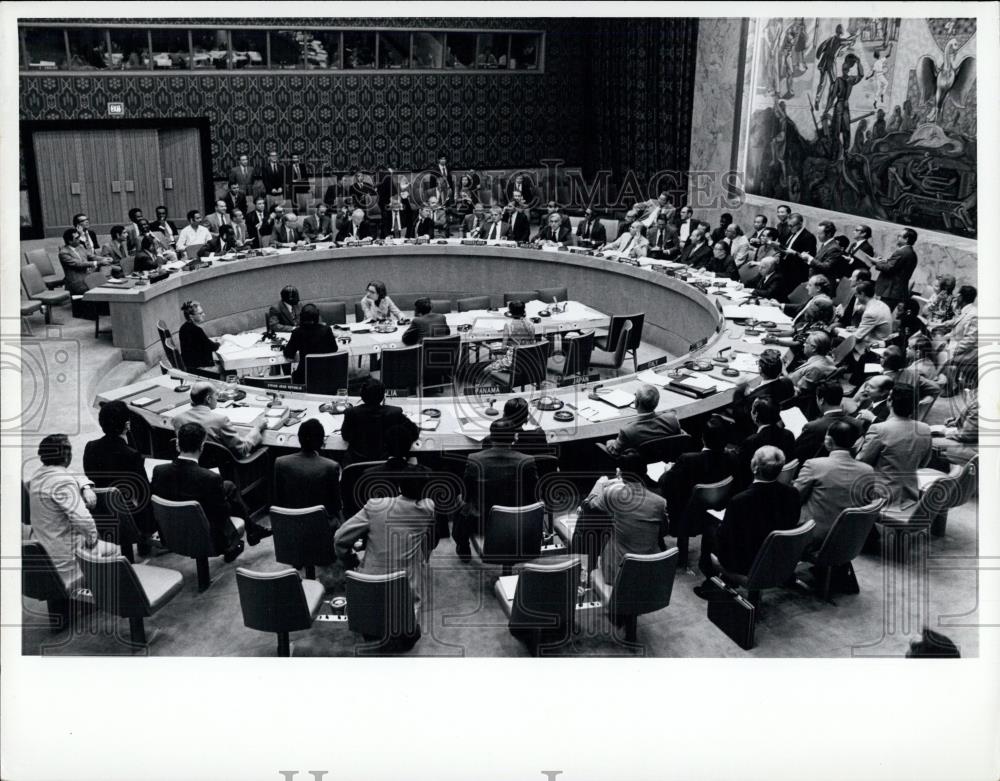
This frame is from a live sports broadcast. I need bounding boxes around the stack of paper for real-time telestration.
[636,369,670,387]
[646,461,673,482]
[577,404,621,422]
[779,406,809,438]
[730,353,761,374]
[674,373,718,392]
[592,388,634,408]
[224,406,265,428]
[721,304,792,325]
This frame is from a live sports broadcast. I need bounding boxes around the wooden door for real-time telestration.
[158,128,205,218]
[32,131,86,237]
[118,128,163,224]
[78,130,127,230]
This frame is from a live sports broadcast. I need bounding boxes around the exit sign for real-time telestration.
[108,102,124,116]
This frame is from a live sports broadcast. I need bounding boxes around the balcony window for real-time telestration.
[149,29,189,70]
[191,30,229,70]
[230,29,267,69]
[343,31,375,69]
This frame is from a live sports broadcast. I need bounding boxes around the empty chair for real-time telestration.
[503,290,537,304]
[457,295,491,312]
[777,458,800,485]
[24,248,65,288]
[428,299,452,314]
[20,264,70,324]
[379,343,423,396]
[21,298,42,332]
[340,460,388,519]
[549,329,594,380]
[270,505,337,580]
[594,313,644,373]
[76,550,183,647]
[636,432,695,465]
[151,496,246,591]
[156,319,186,371]
[422,333,461,391]
[712,520,815,610]
[898,455,979,537]
[589,319,633,377]
[91,487,143,563]
[345,569,420,653]
[236,567,326,656]
[494,557,580,655]
[831,335,857,366]
[199,440,270,517]
[489,340,551,392]
[676,476,735,568]
[472,501,545,576]
[536,286,568,304]
[305,351,349,395]
[354,302,366,322]
[591,548,680,642]
[806,499,885,601]
[316,301,348,325]
[22,541,76,631]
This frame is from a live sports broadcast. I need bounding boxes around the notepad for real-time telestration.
[592,388,634,408]
[864,363,882,375]
[497,575,520,602]
[224,406,265,427]
[779,406,809,439]
[646,461,673,482]
[674,373,718,392]
[721,304,793,325]
[577,404,621,422]
[130,396,159,408]
[731,353,761,374]
[348,322,371,333]
[636,369,670,387]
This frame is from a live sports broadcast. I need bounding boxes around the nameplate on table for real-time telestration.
[636,357,668,371]
[240,378,305,393]
[557,373,601,388]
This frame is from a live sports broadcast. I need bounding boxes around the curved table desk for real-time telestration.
[83,242,721,363]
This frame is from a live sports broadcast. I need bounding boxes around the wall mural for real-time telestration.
[744,17,976,238]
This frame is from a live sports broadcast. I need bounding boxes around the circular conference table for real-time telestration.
[91,241,788,452]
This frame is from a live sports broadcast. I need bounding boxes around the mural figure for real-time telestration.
[916,38,976,122]
[814,24,858,109]
[865,43,893,105]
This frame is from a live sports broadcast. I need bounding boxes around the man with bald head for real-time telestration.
[694,444,801,597]
[335,208,374,244]
[604,383,681,457]
[272,211,304,247]
[172,381,266,459]
[752,256,785,301]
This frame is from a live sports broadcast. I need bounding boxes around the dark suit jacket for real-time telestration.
[716,480,801,575]
[179,321,220,370]
[607,411,681,456]
[285,162,309,190]
[782,228,816,291]
[261,162,286,194]
[576,218,607,245]
[133,250,161,273]
[341,403,420,464]
[506,211,531,243]
[304,214,333,240]
[462,447,539,532]
[336,221,374,243]
[273,451,342,518]
[410,217,435,239]
[505,180,535,204]
[272,222,302,244]
[681,242,712,269]
[228,164,257,191]
[283,323,339,384]
[792,411,865,463]
[658,448,735,533]
[151,458,241,552]
[402,313,450,346]
[83,434,153,534]
[197,236,238,257]
[810,239,848,285]
[481,219,509,241]
[753,272,786,301]
[736,425,796,487]
[647,224,679,255]
[875,245,917,303]
[223,193,248,216]
[706,252,739,280]
[246,210,273,244]
[534,224,571,243]
[267,302,300,332]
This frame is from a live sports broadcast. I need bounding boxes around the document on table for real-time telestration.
[223,406,265,428]
[576,404,622,422]
[636,369,670,387]
[721,304,793,325]
[730,352,761,374]
[591,387,635,408]
[219,332,266,350]
[674,372,718,392]
[456,417,490,442]
[348,322,372,333]
[779,406,809,439]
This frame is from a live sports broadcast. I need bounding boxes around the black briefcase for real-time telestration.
[706,577,756,650]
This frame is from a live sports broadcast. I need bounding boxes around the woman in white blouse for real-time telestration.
[360,280,403,322]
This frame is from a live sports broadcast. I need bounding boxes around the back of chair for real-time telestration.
[380,343,423,396]
[270,505,336,569]
[745,520,815,591]
[428,299,452,314]
[533,454,559,482]
[786,283,809,306]
[198,440,239,482]
[637,432,694,465]
[317,301,347,325]
[483,502,544,563]
[25,248,51,272]
[607,313,644,353]
[814,500,884,567]
[922,455,979,514]
[508,557,580,632]
[340,460,388,519]
[691,476,734,510]
[777,458,799,485]
[738,261,761,285]
[345,569,417,639]
[603,320,633,369]
[20,264,46,297]
[151,496,216,558]
[76,550,151,618]
[457,295,491,312]
[184,244,204,259]
[236,568,314,633]
[22,541,69,602]
[84,271,107,291]
[156,320,186,370]
[536,286,568,304]
[305,351,349,395]
[560,329,594,378]
[504,290,537,305]
[831,335,857,365]
[509,340,552,390]
[92,487,142,547]
[832,276,853,307]
[610,548,680,618]
[422,333,461,384]
[353,302,366,322]
[119,254,135,276]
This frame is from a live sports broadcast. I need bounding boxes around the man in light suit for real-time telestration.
[794,420,878,544]
[847,279,893,382]
[575,207,607,246]
[402,297,450,346]
[601,221,649,260]
[872,228,918,313]
[203,200,232,236]
[856,386,932,507]
[482,205,510,241]
[58,229,110,295]
[228,154,257,194]
[634,192,675,229]
[172,382,266,459]
[604,384,681,457]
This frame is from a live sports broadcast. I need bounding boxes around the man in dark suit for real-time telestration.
[836,268,872,327]
[745,214,769,261]
[246,197,274,247]
[731,350,795,437]
[505,173,535,206]
[575,207,607,247]
[533,212,571,245]
[197,225,240,257]
[222,182,249,217]
[604,384,681,457]
[73,213,100,254]
[429,152,454,205]
[852,375,894,429]
[82,400,157,546]
[228,153,257,194]
[752,257,786,301]
[675,204,697,246]
[336,208,375,244]
[658,415,734,536]
[150,422,252,559]
[483,397,548,454]
[694,445,801,594]
[844,224,875,268]
[272,212,304,247]
[453,418,538,559]
[267,285,301,333]
[410,206,436,239]
[505,200,531,243]
[285,153,309,192]
[680,222,713,268]
[261,150,286,206]
[735,398,795,487]
[647,214,679,258]
[872,228,918,312]
[304,204,333,241]
[774,204,792,245]
[402,297,450,346]
[341,379,420,464]
[282,304,339,384]
[781,212,816,295]
[792,381,865,463]
[802,220,848,287]
[481,205,509,241]
[273,418,341,520]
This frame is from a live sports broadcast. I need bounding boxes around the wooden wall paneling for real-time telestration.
[118,128,163,223]
[157,127,205,218]
[79,130,123,232]
[32,131,84,237]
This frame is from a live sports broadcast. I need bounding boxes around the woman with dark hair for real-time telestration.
[487,299,536,372]
[178,300,221,371]
[454,173,479,218]
[890,297,929,349]
[360,280,403,321]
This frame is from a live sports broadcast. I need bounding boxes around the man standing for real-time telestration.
[223,182,248,217]
[801,220,848,287]
[774,204,792,244]
[228,153,257,194]
[872,228,918,313]
[246,197,273,248]
[781,212,816,294]
[203,200,232,237]
[261,150,286,207]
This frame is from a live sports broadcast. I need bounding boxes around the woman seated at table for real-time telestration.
[360,280,403,322]
[454,174,479,218]
[487,299,536,372]
[178,299,221,372]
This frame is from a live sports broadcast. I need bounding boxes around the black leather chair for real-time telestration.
[490,340,552,392]
[428,299,452,314]
[199,440,270,518]
[236,567,326,656]
[345,570,420,654]
[457,296,491,312]
[594,313,644,373]
[422,333,461,392]
[549,329,594,381]
[535,286,568,304]
[317,301,347,325]
[305,351,349,395]
[156,319,187,371]
[806,499,884,601]
[340,460,388,519]
[591,548,680,642]
[589,319,633,377]
[91,487,143,563]
[353,302,366,322]
[22,541,78,631]
[494,557,580,655]
[379,344,423,396]
[472,501,545,576]
[151,496,246,591]
[270,505,337,580]
[503,290,538,304]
